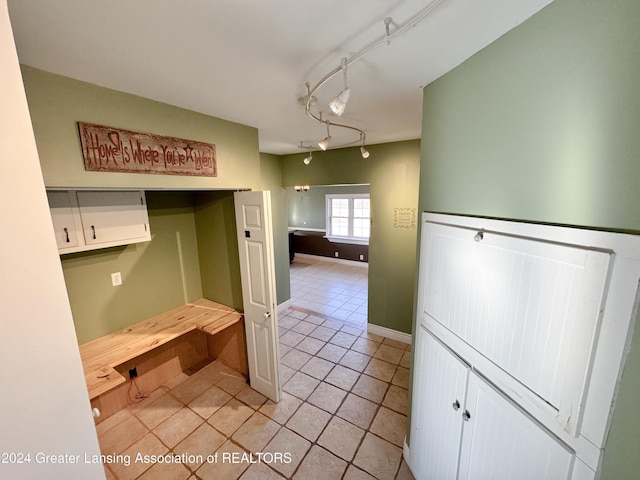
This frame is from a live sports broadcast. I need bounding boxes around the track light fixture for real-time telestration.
[329,58,351,116]
[298,141,315,166]
[299,0,444,157]
[303,151,312,165]
[318,122,331,151]
[360,132,370,158]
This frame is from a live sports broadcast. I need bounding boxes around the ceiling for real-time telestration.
[7,0,554,155]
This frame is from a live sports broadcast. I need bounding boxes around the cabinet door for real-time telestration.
[458,372,573,480]
[47,191,80,250]
[77,191,149,246]
[411,326,468,480]
[420,221,610,434]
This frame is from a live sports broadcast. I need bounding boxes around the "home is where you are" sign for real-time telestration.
[78,122,216,177]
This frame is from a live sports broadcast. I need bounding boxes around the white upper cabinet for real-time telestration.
[47,190,150,254]
[47,191,81,250]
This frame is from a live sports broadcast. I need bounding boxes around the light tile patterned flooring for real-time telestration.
[99,258,414,480]
[289,257,369,324]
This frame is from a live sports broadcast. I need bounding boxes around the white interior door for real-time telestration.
[234,190,281,402]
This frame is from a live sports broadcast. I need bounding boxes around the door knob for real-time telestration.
[462,410,471,422]
[452,400,460,411]
[264,312,271,320]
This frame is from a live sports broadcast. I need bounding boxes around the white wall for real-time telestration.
[0,2,105,478]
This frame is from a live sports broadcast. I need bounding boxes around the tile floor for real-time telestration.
[98,257,414,480]
[289,257,369,324]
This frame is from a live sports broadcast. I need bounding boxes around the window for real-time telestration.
[326,194,370,244]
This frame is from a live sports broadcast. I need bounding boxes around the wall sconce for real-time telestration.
[295,185,310,192]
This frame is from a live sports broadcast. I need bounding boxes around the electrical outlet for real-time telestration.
[111,272,122,286]
[359,254,364,261]
[129,367,138,379]
[334,252,339,258]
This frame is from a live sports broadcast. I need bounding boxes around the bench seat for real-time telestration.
[79,298,243,399]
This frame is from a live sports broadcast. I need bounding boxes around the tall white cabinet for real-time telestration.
[406,213,640,480]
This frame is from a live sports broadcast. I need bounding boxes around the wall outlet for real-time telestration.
[334,252,339,257]
[359,254,364,261]
[111,272,122,286]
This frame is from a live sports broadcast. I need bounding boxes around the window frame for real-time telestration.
[325,193,370,245]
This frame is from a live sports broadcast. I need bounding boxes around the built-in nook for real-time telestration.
[58,190,249,424]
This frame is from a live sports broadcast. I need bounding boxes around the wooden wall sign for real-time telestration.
[78,122,216,177]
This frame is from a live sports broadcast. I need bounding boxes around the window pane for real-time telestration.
[331,199,349,218]
[331,217,349,236]
[353,218,370,238]
[353,198,370,217]
[353,198,370,220]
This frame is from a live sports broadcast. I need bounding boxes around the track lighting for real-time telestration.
[303,152,312,164]
[318,137,331,151]
[318,122,331,151]
[360,133,370,158]
[329,58,351,116]
[299,0,444,157]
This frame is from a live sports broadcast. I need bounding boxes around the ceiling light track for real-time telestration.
[300,0,445,162]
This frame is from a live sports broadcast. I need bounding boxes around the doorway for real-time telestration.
[286,184,370,326]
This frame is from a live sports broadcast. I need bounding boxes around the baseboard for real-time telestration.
[294,253,368,268]
[277,298,294,311]
[367,323,412,344]
[403,441,418,479]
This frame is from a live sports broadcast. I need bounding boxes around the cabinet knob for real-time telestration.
[452,400,460,411]
[462,410,471,422]
[474,231,484,242]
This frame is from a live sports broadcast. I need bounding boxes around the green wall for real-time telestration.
[418,0,640,476]
[62,191,204,343]
[193,191,243,310]
[22,67,263,343]
[288,184,370,230]
[21,67,261,191]
[282,140,420,334]
[260,153,291,305]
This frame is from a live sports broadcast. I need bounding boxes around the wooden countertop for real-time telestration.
[79,298,243,399]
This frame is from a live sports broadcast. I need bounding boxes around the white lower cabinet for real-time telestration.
[411,325,574,480]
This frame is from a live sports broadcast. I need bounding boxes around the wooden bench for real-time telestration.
[79,298,244,401]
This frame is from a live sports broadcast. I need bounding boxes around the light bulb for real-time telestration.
[318,136,331,151]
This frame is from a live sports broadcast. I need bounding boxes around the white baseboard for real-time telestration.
[294,253,368,269]
[277,298,294,311]
[367,323,412,345]
[403,441,417,479]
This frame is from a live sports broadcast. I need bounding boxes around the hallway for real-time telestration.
[98,258,414,479]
